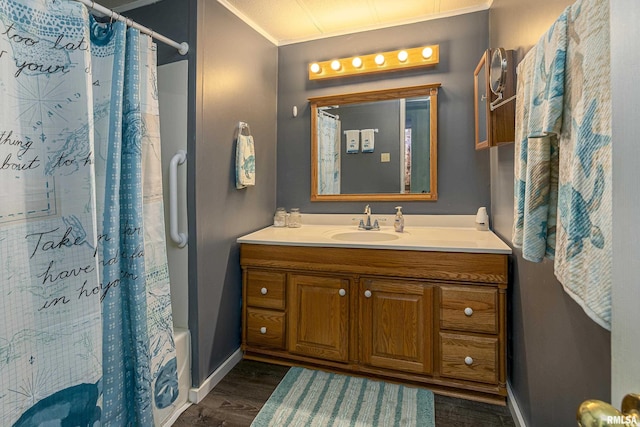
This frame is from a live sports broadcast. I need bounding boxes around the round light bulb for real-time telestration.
[397,50,408,62]
[331,60,341,71]
[352,57,363,68]
[422,47,433,59]
[310,63,321,73]
[374,54,385,65]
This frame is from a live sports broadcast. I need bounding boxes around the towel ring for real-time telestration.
[239,121,252,136]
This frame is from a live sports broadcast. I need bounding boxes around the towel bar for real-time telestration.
[343,129,378,135]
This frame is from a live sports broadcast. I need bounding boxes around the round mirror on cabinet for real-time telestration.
[489,48,508,96]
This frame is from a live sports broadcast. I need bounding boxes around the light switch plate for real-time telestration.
[381,153,390,162]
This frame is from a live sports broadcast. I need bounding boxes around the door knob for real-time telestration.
[364,290,372,298]
[464,356,473,366]
[464,307,474,316]
[577,393,640,427]
[260,327,267,334]
[339,288,346,297]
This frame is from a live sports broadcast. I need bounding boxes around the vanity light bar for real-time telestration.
[308,45,439,81]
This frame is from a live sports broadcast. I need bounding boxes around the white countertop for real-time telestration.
[237,214,512,254]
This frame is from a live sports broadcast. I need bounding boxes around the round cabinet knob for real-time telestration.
[339,289,346,297]
[260,327,267,334]
[464,356,474,366]
[464,307,474,317]
[364,290,372,298]
[260,287,268,295]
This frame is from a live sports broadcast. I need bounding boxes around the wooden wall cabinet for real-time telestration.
[474,49,516,150]
[241,244,508,405]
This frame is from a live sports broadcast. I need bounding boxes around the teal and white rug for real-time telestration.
[251,367,435,427]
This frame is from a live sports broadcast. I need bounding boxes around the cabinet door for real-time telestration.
[474,50,490,150]
[288,274,350,362]
[360,277,433,374]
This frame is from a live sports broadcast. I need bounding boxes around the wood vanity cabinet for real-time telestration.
[240,244,508,405]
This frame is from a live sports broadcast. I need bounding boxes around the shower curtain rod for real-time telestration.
[74,0,189,55]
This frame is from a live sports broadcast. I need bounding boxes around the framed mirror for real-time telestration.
[474,50,490,150]
[309,83,440,202]
[489,48,507,96]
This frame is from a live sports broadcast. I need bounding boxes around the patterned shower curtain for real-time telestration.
[0,0,178,425]
[317,112,340,195]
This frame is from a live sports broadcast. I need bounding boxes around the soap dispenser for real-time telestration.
[394,206,404,232]
[475,207,489,231]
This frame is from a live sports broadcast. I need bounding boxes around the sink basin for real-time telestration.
[330,232,400,242]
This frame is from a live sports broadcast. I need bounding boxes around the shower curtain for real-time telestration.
[0,0,178,425]
[317,112,340,195]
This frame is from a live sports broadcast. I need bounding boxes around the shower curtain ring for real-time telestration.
[109,11,115,24]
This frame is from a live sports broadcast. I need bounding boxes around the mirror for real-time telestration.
[474,50,489,150]
[309,83,440,202]
[490,48,507,96]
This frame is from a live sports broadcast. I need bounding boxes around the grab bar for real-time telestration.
[169,150,188,248]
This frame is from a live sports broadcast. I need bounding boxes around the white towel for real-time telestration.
[345,130,359,153]
[554,0,611,330]
[236,134,255,189]
[361,129,375,152]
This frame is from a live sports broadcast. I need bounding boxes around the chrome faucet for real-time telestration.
[358,204,380,230]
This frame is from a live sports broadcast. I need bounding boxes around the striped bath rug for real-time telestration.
[251,367,435,427]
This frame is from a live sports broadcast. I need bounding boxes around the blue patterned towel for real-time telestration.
[513,8,568,262]
[236,133,255,189]
[555,0,611,330]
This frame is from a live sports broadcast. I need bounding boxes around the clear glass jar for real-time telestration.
[287,208,302,228]
[273,207,287,227]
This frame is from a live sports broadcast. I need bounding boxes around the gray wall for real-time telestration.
[130,0,278,386]
[338,101,401,194]
[489,1,611,426]
[277,12,490,215]
[189,0,277,385]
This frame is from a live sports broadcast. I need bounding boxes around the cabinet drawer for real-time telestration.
[246,270,286,310]
[439,332,498,384]
[246,308,286,349]
[440,286,497,334]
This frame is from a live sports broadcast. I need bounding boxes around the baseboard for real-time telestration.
[188,348,243,404]
[507,381,528,427]
[161,401,192,427]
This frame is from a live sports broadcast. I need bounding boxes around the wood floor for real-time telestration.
[174,360,516,427]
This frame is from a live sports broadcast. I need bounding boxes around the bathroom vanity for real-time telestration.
[238,215,511,405]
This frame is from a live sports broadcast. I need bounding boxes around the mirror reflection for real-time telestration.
[310,84,440,202]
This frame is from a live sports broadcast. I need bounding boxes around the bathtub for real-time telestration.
[159,327,192,426]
